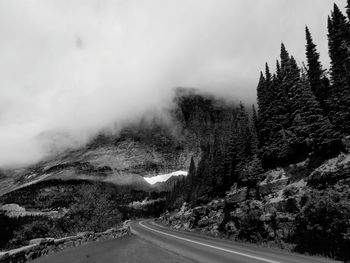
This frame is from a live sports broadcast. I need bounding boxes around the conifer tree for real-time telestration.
[265,62,272,82]
[305,26,328,108]
[327,4,350,133]
[289,69,339,155]
[280,43,290,70]
[185,156,196,201]
[252,104,258,133]
[328,4,349,86]
[257,72,266,117]
[276,60,282,80]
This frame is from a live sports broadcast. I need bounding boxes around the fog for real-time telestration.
[0,0,346,167]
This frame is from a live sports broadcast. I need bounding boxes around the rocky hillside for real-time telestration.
[159,147,350,260]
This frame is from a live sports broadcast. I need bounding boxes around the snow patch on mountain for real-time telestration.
[144,171,188,185]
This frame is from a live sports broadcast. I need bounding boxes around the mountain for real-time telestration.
[152,175,186,191]
[0,88,236,196]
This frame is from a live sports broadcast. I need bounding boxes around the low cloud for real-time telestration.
[0,0,345,167]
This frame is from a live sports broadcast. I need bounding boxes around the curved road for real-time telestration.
[131,220,338,263]
[34,219,339,263]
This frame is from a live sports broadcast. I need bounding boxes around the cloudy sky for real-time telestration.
[0,0,346,167]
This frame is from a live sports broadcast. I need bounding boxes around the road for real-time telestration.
[33,219,340,263]
[131,220,338,263]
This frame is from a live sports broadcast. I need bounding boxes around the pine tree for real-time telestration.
[265,62,272,82]
[305,26,328,108]
[289,69,340,155]
[347,0,350,20]
[257,72,266,117]
[328,4,349,86]
[252,104,258,132]
[280,43,290,70]
[220,129,238,192]
[327,4,350,134]
[185,156,196,202]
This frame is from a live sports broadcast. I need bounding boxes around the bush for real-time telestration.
[293,187,350,261]
[62,183,122,233]
[9,219,53,248]
[0,214,19,249]
[236,202,267,243]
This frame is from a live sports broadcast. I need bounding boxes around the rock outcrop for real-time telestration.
[308,153,350,188]
[159,165,312,243]
[258,168,289,196]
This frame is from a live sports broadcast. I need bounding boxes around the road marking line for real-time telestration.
[139,221,281,263]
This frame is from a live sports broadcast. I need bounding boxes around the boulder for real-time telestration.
[308,153,350,187]
[198,216,209,227]
[259,213,272,222]
[248,188,257,199]
[259,168,289,195]
[29,238,54,246]
[224,221,238,235]
[193,206,207,215]
[217,199,225,209]
[230,208,244,219]
[183,210,193,220]
[76,231,94,237]
[276,212,295,222]
[226,187,248,204]
[174,212,181,220]
[210,224,220,236]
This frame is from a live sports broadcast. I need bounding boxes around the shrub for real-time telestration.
[63,183,122,233]
[9,218,53,248]
[293,187,350,261]
[236,202,267,242]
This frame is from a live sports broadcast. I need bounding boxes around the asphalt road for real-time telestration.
[131,220,339,263]
[33,219,340,263]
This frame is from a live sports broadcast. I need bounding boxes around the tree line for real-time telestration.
[167,1,350,207]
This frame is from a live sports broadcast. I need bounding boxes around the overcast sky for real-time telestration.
[0,0,346,167]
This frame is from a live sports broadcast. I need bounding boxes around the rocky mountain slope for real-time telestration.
[0,88,236,197]
[0,88,239,251]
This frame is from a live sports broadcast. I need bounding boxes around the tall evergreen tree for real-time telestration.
[252,104,258,133]
[280,43,290,70]
[289,69,340,155]
[305,26,328,108]
[220,134,237,192]
[276,60,281,79]
[327,4,350,134]
[265,62,272,82]
[185,156,196,202]
[250,105,260,155]
[257,72,266,117]
[328,4,349,86]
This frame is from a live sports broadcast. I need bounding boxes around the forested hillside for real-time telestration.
[164,2,350,261]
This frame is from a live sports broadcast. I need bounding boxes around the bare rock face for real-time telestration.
[226,185,248,204]
[259,168,289,195]
[160,199,225,236]
[308,153,350,188]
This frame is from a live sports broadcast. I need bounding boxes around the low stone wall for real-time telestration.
[0,222,131,263]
